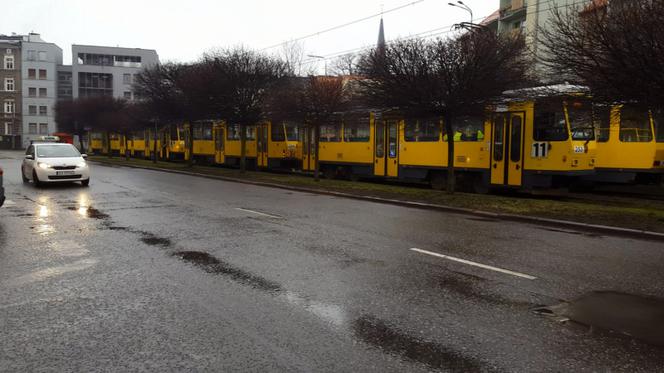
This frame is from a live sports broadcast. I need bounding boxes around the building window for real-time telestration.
[29,123,37,134]
[39,88,47,97]
[39,123,48,134]
[39,69,47,79]
[28,68,36,79]
[28,87,37,97]
[4,56,14,69]
[38,51,47,61]
[4,100,14,114]
[27,50,36,61]
[39,106,47,116]
[29,105,37,115]
[4,78,14,91]
[6,48,12,55]
[123,74,131,84]
[123,91,132,99]
[4,122,11,135]
[78,72,113,97]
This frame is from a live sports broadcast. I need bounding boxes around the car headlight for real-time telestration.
[38,162,51,170]
[77,162,87,168]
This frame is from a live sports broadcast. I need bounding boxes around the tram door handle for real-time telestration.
[515,165,520,170]
[493,163,497,169]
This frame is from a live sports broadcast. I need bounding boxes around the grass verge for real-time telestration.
[90,156,664,234]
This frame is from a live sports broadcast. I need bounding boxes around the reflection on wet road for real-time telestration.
[2,150,664,372]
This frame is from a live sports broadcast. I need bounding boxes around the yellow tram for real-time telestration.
[588,104,662,184]
[191,121,216,163]
[127,130,146,158]
[215,121,300,169]
[164,124,187,161]
[88,132,105,155]
[303,86,597,192]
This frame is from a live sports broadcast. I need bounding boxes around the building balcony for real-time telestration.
[500,0,527,22]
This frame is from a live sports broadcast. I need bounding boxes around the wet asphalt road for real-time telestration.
[1,150,664,372]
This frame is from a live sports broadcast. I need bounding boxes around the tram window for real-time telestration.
[133,132,144,140]
[594,105,612,142]
[620,106,652,142]
[510,116,522,162]
[170,126,179,141]
[567,101,595,141]
[388,120,398,158]
[245,125,256,141]
[319,123,341,142]
[651,110,664,143]
[110,133,120,140]
[458,116,485,142]
[227,124,241,140]
[271,123,285,142]
[216,128,224,150]
[285,123,299,141]
[533,105,568,141]
[92,133,103,140]
[344,116,370,142]
[404,118,440,142]
[493,116,504,161]
[375,121,385,157]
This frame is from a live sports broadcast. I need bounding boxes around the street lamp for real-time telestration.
[448,0,473,24]
[307,54,327,76]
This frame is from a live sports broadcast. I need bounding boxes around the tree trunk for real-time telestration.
[106,131,112,158]
[240,123,247,173]
[78,130,86,153]
[313,125,321,182]
[153,125,158,164]
[444,115,455,194]
[125,134,130,161]
[187,123,194,167]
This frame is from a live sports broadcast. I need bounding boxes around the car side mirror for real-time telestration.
[81,154,88,159]
[25,155,34,160]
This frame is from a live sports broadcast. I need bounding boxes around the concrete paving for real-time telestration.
[1,150,663,372]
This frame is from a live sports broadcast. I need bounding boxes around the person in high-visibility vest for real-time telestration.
[443,130,463,141]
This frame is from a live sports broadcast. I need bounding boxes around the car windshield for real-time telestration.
[36,145,81,158]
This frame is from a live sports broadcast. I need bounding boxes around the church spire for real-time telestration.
[377,17,386,53]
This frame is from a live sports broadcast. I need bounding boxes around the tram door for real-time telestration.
[373,119,399,177]
[491,112,524,186]
[214,125,225,165]
[301,126,314,172]
[257,123,269,168]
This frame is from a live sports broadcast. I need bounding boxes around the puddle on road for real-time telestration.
[139,232,172,247]
[67,206,109,220]
[534,291,664,346]
[172,251,282,292]
[352,315,486,371]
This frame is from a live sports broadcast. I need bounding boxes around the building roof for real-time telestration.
[480,9,501,26]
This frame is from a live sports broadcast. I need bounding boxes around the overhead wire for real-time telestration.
[299,0,594,67]
[259,0,428,51]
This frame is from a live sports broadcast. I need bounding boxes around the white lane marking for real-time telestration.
[3,200,16,206]
[235,207,282,219]
[410,248,537,280]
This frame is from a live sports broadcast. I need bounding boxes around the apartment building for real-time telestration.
[72,45,159,100]
[21,33,62,146]
[0,35,22,148]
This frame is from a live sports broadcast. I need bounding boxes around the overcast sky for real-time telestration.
[2,0,498,71]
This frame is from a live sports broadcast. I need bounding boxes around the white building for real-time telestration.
[71,45,159,100]
[20,33,62,147]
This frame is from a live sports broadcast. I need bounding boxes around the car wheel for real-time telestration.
[21,168,29,183]
[81,179,90,187]
[32,170,42,187]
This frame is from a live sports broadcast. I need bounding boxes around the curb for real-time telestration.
[90,160,664,242]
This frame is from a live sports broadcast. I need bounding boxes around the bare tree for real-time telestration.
[358,29,528,192]
[279,40,306,76]
[539,0,664,110]
[266,75,351,181]
[200,47,290,172]
[330,53,359,76]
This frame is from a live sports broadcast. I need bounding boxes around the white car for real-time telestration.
[21,143,90,187]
